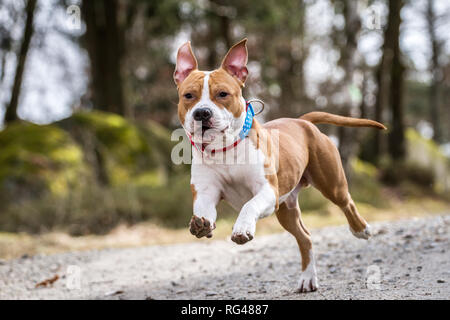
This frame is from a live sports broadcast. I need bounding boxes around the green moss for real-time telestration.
[71,111,152,166]
[0,122,86,198]
[0,172,194,234]
[405,128,450,194]
[298,187,329,212]
[0,111,184,234]
[58,111,172,187]
[406,128,447,162]
[350,158,385,207]
[351,158,377,178]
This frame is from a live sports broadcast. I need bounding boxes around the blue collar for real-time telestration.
[238,102,255,140]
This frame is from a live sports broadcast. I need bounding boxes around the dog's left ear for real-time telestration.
[221,39,248,84]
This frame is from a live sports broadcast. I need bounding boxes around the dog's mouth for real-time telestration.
[192,124,227,136]
[202,125,210,135]
[189,122,231,147]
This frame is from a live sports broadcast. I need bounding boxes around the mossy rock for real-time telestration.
[0,122,87,201]
[405,128,449,194]
[57,111,172,187]
[0,112,187,233]
[377,129,449,194]
[349,158,384,207]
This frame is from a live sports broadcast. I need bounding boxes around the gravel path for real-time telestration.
[0,215,449,300]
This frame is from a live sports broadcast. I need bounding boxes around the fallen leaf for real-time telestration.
[35,275,59,288]
[104,290,124,296]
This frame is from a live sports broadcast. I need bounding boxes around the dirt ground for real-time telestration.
[0,215,448,300]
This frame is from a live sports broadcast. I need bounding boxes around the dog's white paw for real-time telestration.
[231,218,255,245]
[296,271,319,293]
[350,224,372,240]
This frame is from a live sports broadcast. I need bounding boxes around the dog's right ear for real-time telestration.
[174,42,198,86]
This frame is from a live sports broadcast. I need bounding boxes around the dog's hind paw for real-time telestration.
[189,216,215,238]
[350,224,372,240]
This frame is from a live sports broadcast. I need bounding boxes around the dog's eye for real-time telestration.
[218,92,228,98]
[184,93,193,99]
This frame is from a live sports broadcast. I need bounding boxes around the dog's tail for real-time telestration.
[300,112,386,130]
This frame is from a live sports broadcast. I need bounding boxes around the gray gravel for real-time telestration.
[0,215,449,300]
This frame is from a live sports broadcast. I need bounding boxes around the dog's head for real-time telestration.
[174,39,248,145]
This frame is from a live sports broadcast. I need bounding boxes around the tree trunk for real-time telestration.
[204,0,233,70]
[359,66,368,119]
[81,0,127,117]
[373,59,387,161]
[4,0,37,124]
[337,0,360,178]
[426,0,442,143]
[267,0,308,120]
[387,0,406,160]
[372,0,399,162]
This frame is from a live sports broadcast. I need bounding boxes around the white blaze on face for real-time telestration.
[184,71,245,145]
[198,71,212,110]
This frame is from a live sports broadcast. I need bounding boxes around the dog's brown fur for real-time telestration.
[253,114,386,271]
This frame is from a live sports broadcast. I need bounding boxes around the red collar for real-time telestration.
[188,136,243,154]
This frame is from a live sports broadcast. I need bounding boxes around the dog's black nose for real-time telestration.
[193,108,212,122]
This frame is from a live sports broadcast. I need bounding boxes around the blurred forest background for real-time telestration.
[0,0,449,255]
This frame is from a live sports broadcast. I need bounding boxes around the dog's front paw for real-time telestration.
[231,218,255,245]
[296,271,318,293]
[189,216,215,238]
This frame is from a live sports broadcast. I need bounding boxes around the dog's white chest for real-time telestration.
[220,165,260,211]
[191,139,268,211]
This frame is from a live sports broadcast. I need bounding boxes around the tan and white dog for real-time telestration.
[173,39,386,292]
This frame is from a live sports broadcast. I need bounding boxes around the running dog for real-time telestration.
[173,39,386,292]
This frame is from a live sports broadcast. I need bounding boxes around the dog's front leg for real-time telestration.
[189,182,221,238]
[231,183,277,244]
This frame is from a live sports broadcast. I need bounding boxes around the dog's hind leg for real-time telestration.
[316,180,371,239]
[319,185,371,239]
[337,194,372,239]
[276,199,318,293]
[312,165,371,239]
[306,134,371,240]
